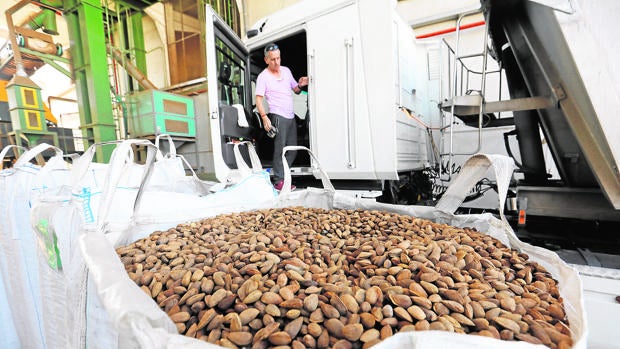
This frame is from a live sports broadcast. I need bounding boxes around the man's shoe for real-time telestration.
[274,179,284,190]
[274,179,296,191]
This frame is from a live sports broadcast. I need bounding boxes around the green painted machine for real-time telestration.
[5,75,58,148]
[126,89,195,138]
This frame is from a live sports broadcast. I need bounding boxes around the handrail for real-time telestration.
[344,38,356,169]
[441,9,498,180]
[442,38,502,75]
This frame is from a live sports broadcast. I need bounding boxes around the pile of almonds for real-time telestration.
[117,207,573,349]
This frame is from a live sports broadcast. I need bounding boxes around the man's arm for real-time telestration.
[256,95,271,131]
[293,76,309,95]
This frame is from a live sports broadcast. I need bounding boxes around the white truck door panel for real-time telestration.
[306,4,375,180]
[204,5,251,183]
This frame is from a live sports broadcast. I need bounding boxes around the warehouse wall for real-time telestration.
[241,0,301,35]
[143,5,169,88]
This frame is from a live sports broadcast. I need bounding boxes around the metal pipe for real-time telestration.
[106,44,158,90]
[47,96,77,114]
[498,62,503,118]
[5,0,32,77]
[474,22,491,153]
[439,42,446,176]
[146,46,168,87]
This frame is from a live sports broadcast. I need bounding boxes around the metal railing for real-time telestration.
[438,11,504,181]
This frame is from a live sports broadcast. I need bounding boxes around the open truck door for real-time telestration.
[204,5,254,183]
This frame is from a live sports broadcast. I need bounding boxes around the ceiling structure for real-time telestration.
[1,0,488,60]
[0,0,489,97]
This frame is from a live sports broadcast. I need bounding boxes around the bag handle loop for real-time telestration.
[280,146,334,196]
[435,154,515,223]
[94,140,157,235]
[233,141,262,175]
[14,143,62,167]
[154,134,177,160]
[0,145,27,169]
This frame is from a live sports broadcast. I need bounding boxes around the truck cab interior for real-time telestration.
[213,30,311,177]
[248,31,310,171]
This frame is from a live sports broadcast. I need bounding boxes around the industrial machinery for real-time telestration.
[1,0,208,161]
[126,89,196,138]
[1,0,161,161]
[436,0,620,225]
[0,80,76,166]
[0,0,66,150]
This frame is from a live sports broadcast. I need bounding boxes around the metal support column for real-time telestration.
[129,10,147,91]
[500,45,548,184]
[64,0,116,161]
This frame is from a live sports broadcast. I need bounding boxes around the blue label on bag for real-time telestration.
[80,187,94,223]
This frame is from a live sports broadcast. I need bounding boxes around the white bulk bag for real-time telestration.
[29,139,278,347]
[114,141,277,246]
[0,145,27,348]
[148,134,214,195]
[79,147,586,349]
[32,138,208,348]
[30,139,167,348]
[333,153,586,349]
[0,144,72,349]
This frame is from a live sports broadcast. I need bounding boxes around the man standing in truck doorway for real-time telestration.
[256,42,309,191]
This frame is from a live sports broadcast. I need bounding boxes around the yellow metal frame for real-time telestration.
[25,110,43,130]
[20,87,40,108]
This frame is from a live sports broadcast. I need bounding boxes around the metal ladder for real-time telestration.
[439,10,559,182]
[440,9,490,181]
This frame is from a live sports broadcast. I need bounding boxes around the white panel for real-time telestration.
[556,0,620,186]
[396,0,480,27]
[530,0,575,13]
[572,265,620,349]
[306,4,376,179]
[396,19,417,112]
[396,122,427,171]
[427,48,441,81]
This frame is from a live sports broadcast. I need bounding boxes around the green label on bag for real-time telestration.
[35,219,62,271]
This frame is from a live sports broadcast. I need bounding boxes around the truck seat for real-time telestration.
[219,104,257,169]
